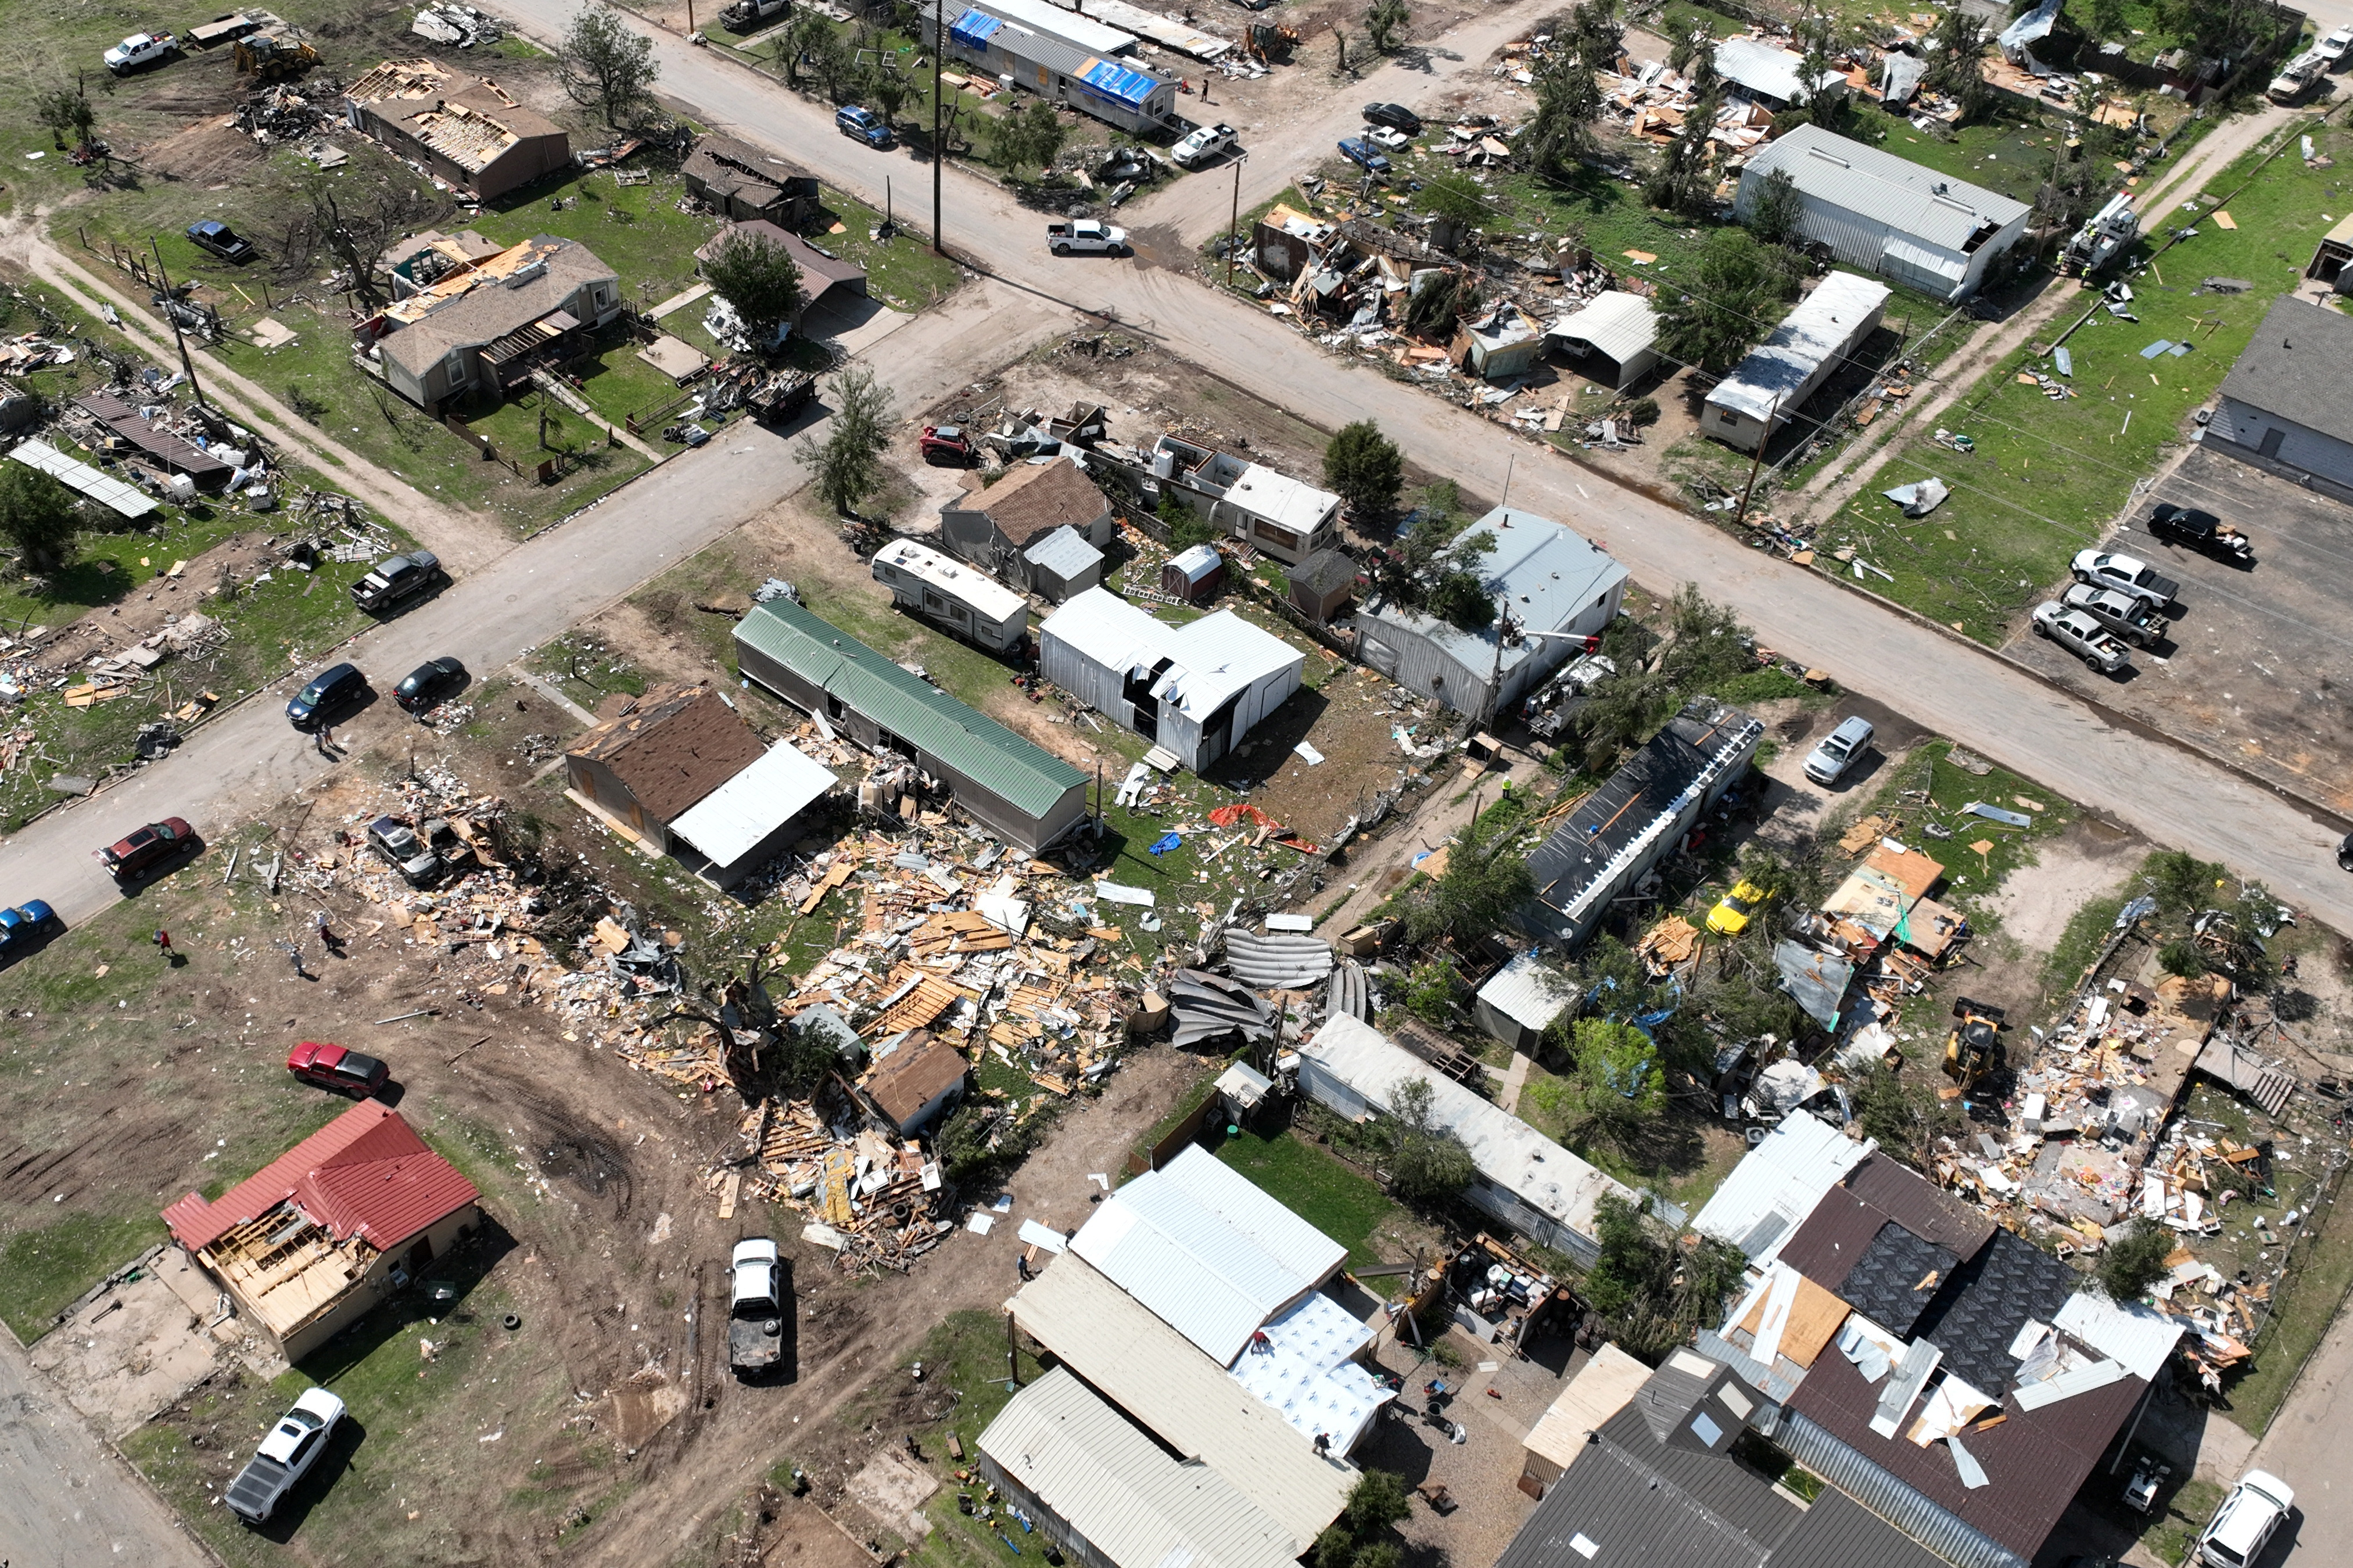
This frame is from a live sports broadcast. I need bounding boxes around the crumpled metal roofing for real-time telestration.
[1325,960,1369,1023]
[1223,929,1333,989]
[1170,968,1272,1049]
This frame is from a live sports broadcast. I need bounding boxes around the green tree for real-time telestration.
[1848,1060,1962,1170]
[1583,1194,1746,1358]
[1369,481,1497,627]
[0,464,80,575]
[1745,165,1805,247]
[1519,5,1615,174]
[807,24,860,101]
[796,365,896,517]
[2144,849,2229,916]
[1323,419,1405,519]
[1403,792,1533,943]
[1565,1017,1666,1143]
[701,228,805,346]
[2079,0,2129,38]
[2158,938,2209,979]
[1925,6,1991,125]
[1342,1471,1412,1536]
[34,81,96,152]
[992,100,1068,178]
[1403,268,1464,339]
[1792,3,1845,127]
[557,2,661,127]
[1644,82,1723,216]
[1365,0,1411,52]
[1654,228,1786,375]
[1404,959,1464,1025]
[1387,1078,1476,1204]
[783,10,833,88]
[1419,174,1492,250]
[866,58,913,130]
[1159,491,1217,550]
[2097,1221,2175,1301]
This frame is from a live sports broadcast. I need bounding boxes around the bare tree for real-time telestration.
[558,2,662,127]
[277,173,449,310]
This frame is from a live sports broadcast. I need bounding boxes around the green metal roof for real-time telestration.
[734,599,1087,819]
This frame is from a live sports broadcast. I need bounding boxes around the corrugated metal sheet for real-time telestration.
[1039,586,1163,722]
[1153,611,1302,722]
[1222,930,1334,988]
[964,0,1137,56]
[1475,951,1579,1035]
[1024,523,1104,579]
[2051,1292,2183,1382]
[1690,1110,1874,1262]
[165,1101,478,1254]
[1744,126,2029,246]
[1714,34,1843,103]
[9,437,159,520]
[666,741,835,868]
[1156,1145,1348,1283]
[978,1368,1304,1568]
[1546,289,1658,364]
[1299,1017,1633,1247]
[1772,1412,2026,1568]
[1706,272,1891,425]
[1007,1255,1358,1548]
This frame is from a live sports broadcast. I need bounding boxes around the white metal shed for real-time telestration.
[665,741,837,889]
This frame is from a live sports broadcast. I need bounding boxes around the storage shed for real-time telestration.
[857,1028,969,1133]
[733,598,1091,853]
[1473,950,1580,1052]
[1161,543,1226,602]
[1038,588,1303,771]
[1458,305,1546,381]
[664,740,836,889]
[1547,291,1659,388]
[1287,549,1358,625]
[1023,525,1106,602]
[1702,271,1891,453]
[1734,125,2030,304]
[871,539,1030,654]
[2205,293,2353,500]
[564,681,766,856]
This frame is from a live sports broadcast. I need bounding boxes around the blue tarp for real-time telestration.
[948,8,1002,48]
[1076,55,1158,108]
[1147,832,1183,855]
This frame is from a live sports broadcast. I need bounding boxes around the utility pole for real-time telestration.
[148,238,206,408]
[1499,450,1515,510]
[1476,593,1512,737]
[1224,152,1249,288]
[1733,394,1781,529]
[932,0,946,255]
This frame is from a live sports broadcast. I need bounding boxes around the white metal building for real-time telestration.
[1292,1015,1634,1262]
[1688,1110,1875,1264]
[1734,125,2031,303]
[1039,588,1303,770]
[1702,271,1891,453]
[664,741,837,889]
[1714,35,1848,107]
[870,539,1030,653]
[1151,436,1343,564]
[1356,507,1628,719]
[1473,950,1581,1052]
[1547,290,1659,388]
[925,1,1179,133]
[979,1369,1304,1568]
[2206,293,2353,500]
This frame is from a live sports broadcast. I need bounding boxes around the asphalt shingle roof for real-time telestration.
[2217,292,2353,448]
[1914,1228,2080,1395]
[1836,1221,1958,1338]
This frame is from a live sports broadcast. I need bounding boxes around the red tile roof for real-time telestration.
[163,1101,480,1254]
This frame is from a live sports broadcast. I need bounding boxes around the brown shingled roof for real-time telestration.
[861,1030,969,1127]
[970,457,1110,547]
[568,681,765,823]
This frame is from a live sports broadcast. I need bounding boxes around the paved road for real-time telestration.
[2247,1262,2353,1565]
[0,1327,212,1568]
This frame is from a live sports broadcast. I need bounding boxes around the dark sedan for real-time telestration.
[394,656,467,713]
[1362,102,1421,134]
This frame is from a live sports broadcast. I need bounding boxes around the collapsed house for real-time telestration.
[1038,587,1304,771]
[70,392,236,491]
[733,597,1092,854]
[385,228,508,297]
[938,454,1117,595]
[1702,271,1891,453]
[358,234,622,412]
[870,538,1031,654]
[1521,700,1764,950]
[1736,127,2031,304]
[1713,35,1850,109]
[925,0,1178,132]
[1149,436,1342,564]
[163,1101,483,1362]
[563,680,767,856]
[1290,1014,1634,1263]
[681,133,822,227]
[342,59,571,201]
[1355,507,1628,719]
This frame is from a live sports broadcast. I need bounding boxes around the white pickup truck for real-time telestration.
[1047,220,1128,256]
[225,1388,346,1524]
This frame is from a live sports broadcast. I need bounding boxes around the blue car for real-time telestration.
[836,105,894,148]
[1337,137,1391,175]
[286,662,367,730]
[0,899,59,956]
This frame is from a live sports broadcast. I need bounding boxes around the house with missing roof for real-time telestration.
[733,597,1092,855]
[563,681,767,857]
[361,234,622,412]
[343,60,571,202]
[1039,588,1304,772]
[1735,125,2031,304]
[939,456,1115,599]
[681,134,821,227]
[1520,699,1763,950]
[1356,507,1629,720]
[1702,271,1891,453]
[1150,436,1343,565]
[989,1143,1384,1568]
[2204,293,2353,500]
[1712,35,1850,109]
[1680,1113,2185,1568]
[1293,1015,1635,1264]
[163,1101,483,1362]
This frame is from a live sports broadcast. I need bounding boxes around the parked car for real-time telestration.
[2339,832,2353,872]
[1705,880,1773,937]
[104,31,176,73]
[729,1237,786,1376]
[919,424,974,465]
[719,0,789,28]
[185,220,256,263]
[2194,1470,2293,1567]
[1337,137,1392,174]
[2059,582,2164,647]
[225,1387,346,1524]
[835,105,893,148]
[1361,102,1421,133]
[2071,548,2179,609]
[1172,122,1238,167]
[394,656,467,713]
[2269,46,2325,102]
[95,817,198,881]
[1364,125,1411,151]
[1046,219,1128,256]
[2322,24,2353,63]
[366,816,443,888]
[0,899,60,957]
[286,1040,390,1097]
[2032,601,2132,672]
[286,662,367,730]
[2144,503,2253,563]
[352,550,443,613]
[1803,714,1874,785]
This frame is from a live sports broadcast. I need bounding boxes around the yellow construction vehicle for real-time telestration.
[1942,997,2006,1090]
[234,30,317,80]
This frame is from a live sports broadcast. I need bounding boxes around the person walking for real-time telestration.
[153,928,173,957]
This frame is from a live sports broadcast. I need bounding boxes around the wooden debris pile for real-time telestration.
[722,1096,950,1275]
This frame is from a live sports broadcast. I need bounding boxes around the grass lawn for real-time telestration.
[1215,1126,1407,1268]
[1843,103,2118,208]
[1849,740,2076,924]
[2217,1149,2353,1434]
[1809,110,2345,644]
[468,162,725,317]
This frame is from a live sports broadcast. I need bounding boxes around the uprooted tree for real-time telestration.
[1369,479,1495,630]
[278,172,449,311]
[647,940,838,1101]
[0,462,82,575]
[1384,1077,1477,1205]
[1582,1193,1750,1358]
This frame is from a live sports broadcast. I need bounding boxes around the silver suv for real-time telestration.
[1804,715,1873,785]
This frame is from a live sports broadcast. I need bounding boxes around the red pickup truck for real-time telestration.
[286,1041,390,1097]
